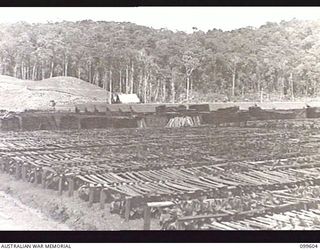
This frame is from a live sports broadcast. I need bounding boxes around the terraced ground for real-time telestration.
[1,120,320,230]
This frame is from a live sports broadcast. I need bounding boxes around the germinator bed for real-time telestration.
[1,121,320,228]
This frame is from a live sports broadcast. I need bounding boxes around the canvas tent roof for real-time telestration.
[115,93,140,104]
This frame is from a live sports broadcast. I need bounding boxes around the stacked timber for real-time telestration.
[272,110,299,119]
[137,118,147,128]
[138,115,169,128]
[166,116,201,128]
[20,115,42,130]
[292,108,307,119]
[119,105,132,116]
[249,106,297,120]
[74,104,90,113]
[202,106,240,125]
[106,105,122,116]
[20,114,58,130]
[59,115,80,130]
[248,106,265,119]
[156,105,187,113]
[112,117,139,128]
[130,105,156,114]
[0,116,20,131]
[217,106,239,112]
[144,115,168,128]
[75,103,108,114]
[80,116,113,129]
[306,107,320,118]
[189,104,210,112]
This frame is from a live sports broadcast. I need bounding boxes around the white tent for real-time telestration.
[113,93,140,104]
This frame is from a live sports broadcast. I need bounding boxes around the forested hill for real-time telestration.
[0,19,320,103]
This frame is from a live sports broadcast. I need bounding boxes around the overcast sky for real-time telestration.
[0,7,320,33]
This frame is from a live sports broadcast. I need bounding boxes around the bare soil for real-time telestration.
[0,191,69,230]
[0,173,159,230]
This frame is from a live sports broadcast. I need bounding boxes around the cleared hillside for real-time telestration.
[0,75,109,111]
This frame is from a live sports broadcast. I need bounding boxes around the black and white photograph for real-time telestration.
[1,6,320,235]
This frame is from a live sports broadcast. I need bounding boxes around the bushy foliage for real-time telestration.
[0,19,319,102]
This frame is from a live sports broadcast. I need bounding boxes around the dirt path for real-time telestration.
[0,191,70,230]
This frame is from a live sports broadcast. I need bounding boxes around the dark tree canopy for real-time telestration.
[0,19,319,103]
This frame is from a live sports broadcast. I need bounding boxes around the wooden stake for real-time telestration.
[58,176,63,196]
[68,177,75,197]
[124,197,132,222]
[33,171,39,186]
[15,166,21,180]
[77,118,81,130]
[1,163,5,172]
[21,166,27,181]
[143,206,151,230]
[88,186,95,207]
[38,171,42,185]
[100,189,107,209]
[41,170,47,189]
[176,221,183,230]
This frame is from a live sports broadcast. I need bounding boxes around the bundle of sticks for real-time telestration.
[166,116,201,128]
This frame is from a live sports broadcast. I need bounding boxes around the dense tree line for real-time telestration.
[0,19,320,102]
